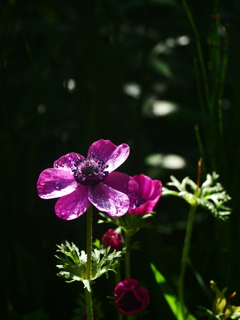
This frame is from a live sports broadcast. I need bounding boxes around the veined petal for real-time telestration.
[87,140,116,162]
[37,168,77,199]
[87,140,130,172]
[128,174,162,215]
[106,143,130,172]
[55,186,90,220]
[54,152,85,172]
[133,174,162,200]
[89,182,130,216]
[128,201,156,215]
[104,172,139,209]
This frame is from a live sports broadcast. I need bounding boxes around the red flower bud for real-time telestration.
[102,229,124,252]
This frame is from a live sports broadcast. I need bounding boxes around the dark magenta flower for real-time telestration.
[128,174,162,215]
[37,139,139,220]
[114,278,149,315]
[102,229,124,252]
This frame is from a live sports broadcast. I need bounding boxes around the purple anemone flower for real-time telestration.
[128,174,162,215]
[114,278,149,315]
[37,139,139,220]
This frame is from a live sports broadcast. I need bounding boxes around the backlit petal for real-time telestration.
[104,172,139,209]
[133,174,162,201]
[128,201,156,215]
[128,174,162,215]
[87,140,116,161]
[105,144,130,172]
[54,152,85,172]
[55,186,90,220]
[87,140,129,172]
[89,182,129,216]
[37,168,77,199]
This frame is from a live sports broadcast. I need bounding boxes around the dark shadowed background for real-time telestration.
[1,0,240,319]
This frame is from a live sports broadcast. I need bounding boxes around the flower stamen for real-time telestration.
[72,155,109,186]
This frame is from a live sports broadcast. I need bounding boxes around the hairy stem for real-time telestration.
[85,287,93,320]
[86,205,93,279]
[86,205,93,320]
[125,233,132,278]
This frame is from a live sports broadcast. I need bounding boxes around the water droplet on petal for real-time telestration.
[54,182,62,190]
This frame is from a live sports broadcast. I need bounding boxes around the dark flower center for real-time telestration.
[136,196,145,207]
[117,291,142,312]
[72,155,109,186]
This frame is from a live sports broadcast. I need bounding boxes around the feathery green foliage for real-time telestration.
[162,172,231,220]
[56,241,122,291]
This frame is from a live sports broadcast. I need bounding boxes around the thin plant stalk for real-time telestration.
[178,203,198,320]
[86,205,93,320]
[178,160,201,320]
[193,57,205,112]
[125,234,135,320]
[195,126,206,176]
[85,288,93,320]
[182,0,210,106]
[115,264,121,286]
[125,233,132,278]
[115,265,123,320]
[217,26,228,138]
[86,205,93,279]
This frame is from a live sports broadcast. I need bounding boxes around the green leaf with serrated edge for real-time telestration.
[150,263,196,320]
[162,173,231,220]
[56,242,122,290]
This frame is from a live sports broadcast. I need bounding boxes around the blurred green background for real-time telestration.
[1,0,240,319]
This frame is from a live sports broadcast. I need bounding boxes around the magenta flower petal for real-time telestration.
[114,278,149,315]
[89,182,130,216]
[87,139,116,161]
[105,143,130,172]
[104,172,139,210]
[55,186,90,220]
[128,174,162,215]
[87,139,130,172]
[135,174,161,199]
[37,168,77,199]
[37,140,132,219]
[54,152,85,171]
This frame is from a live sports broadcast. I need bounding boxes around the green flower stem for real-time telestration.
[115,265,123,320]
[178,203,198,320]
[86,205,93,320]
[115,264,121,286]
[125,233,132,278]
[86,205,93,279]
[182,0,210,106]
[85,287,93,320]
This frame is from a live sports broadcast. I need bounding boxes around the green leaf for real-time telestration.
[55,241,122,290]
[93,239,101,249]
[98,211,155,236]
[148,57,173,79]
[162,173,231,220]
[150,263,196,320]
